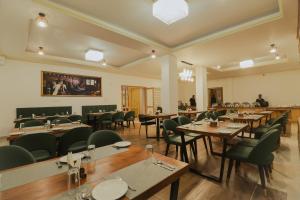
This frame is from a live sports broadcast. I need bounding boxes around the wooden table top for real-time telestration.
[177,121,248,139]
[178,110,203,115]
[145,113,177,119]
[218,114,264,121]
[0,145,189,200]
[257,111,273,115]
[14,115,71,123]
[87,111,118,116]
[7,123,90,141]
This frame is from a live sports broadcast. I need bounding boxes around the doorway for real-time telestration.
[208,87,223,107]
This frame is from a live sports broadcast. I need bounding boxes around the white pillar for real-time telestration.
[195,66,208,111]
[160,55,178,113]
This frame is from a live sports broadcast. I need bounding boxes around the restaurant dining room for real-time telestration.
[0,0,300,199]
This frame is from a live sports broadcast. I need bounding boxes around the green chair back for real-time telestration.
[68,115,82,122]
[178,116,191,125]
[87,130,123,148]
[124,111,135,121]
[58,127,92,155]
[0,145,35,170]
[162,119,180,143]
[45,116,60,122]
[196,111,207,121]
[24,120,44,128]
[99,113,113,121]
[12,133,57,158]
[112,112,124,122]
[248,128,280,164]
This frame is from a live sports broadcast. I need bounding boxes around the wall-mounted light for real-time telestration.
[36,12,48,28]
[102,59,107,66]
[38,47,44,55]
[151,50,156,59]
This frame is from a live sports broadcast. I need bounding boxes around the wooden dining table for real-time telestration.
[0,145,189,200]
[86,111,124,130]
[7,123,91,142]
[178,110,203,118]
[14,114,70,123]
[177,121,248,182]
[218,113,264,137]
[144,113,177,141]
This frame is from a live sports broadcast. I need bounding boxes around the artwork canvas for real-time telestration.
[41,71,102,96]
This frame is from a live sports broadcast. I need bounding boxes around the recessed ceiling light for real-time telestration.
[151,50,156,59]
[38,47,44,55]
[85,49,104,62]
[269,44,277,53]
[153,0,189,25]
[216,65,221,69]
[240,59,254,68]
[36,12,48,28]
[275,54,281,60]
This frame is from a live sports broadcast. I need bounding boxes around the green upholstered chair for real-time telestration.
[254,116,284,139]
[58,127,93,156]
[124,111,135,128]
[217,109,227,116]
[0,145,35,170]
[68,115,82,122]
[178,116,209,154]
[53,118,72,125]
[97,113,113,129]
[15,119,34,128]
[112,112,125,129]
[23,120,44,128]
[87,130,123,148]
[162,119,198,163]
[12,133,57,162]
[196,111,207,121]
[238,124,282,148]
[226,128,281,191]
[138,114,156,138]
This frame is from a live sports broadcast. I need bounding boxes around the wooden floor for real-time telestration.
[1,123,299,200]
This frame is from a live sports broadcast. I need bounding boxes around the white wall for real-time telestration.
[208,69,300,106]
[177,81,196,104]
[0,59,160,137]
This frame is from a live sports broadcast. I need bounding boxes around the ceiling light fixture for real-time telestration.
[151,50,156,59]
[179,69,194,82]
[102,59,107,66]
[240,59,254,69]
[36,12,48,28]
[85,49,104,62]
[153,0,189,25]
[275,54,281,60]
[269,44,277,53]
[216,65,222,69]
[38,47,44,55]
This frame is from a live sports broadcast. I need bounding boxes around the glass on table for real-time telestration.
[19,123,24,130]
[145,144,155,163]
[86,145,96,174]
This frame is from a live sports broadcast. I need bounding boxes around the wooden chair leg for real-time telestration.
[264,166,270,182]
[145,125,149,138]
[235,160,241,172]
[139,124,142,135]
[258,165,267,193]
[208,136,214,153]
[132,120,135,128]
[175,145,179,158]
[227,159,234,181]
[190,143,196,158]
[180,147,184,161]
[165,144,170,156]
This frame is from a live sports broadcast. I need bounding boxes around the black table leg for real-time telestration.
[218,138,228,182]
[170,179,180,200]
[180,133,189,163]
[156,118,160,141]
[249,121,254,138]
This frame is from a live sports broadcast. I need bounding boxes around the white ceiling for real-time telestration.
[0,0,299,80]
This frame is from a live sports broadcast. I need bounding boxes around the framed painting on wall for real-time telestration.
[41,71,102,96]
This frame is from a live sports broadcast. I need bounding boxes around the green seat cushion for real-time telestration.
[169,135,195,144]
[226,145,253,161]
[67,140,87,153]
[31,150,51,162]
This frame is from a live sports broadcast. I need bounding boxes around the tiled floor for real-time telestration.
[1,123,299,200]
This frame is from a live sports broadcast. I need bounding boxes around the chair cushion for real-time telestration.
[31,150,51,162]
[237,138,259,147]
[169,135,196,144]
[67,140,87,153]
[226,145,253,161]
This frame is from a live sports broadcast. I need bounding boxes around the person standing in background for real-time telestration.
[189,95,196,109]
[256,94,268,107]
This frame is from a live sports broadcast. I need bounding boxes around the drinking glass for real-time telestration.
[19,123,24,130]
[87,145,96,173]
[145,144,154,162]
[87,145,96,160]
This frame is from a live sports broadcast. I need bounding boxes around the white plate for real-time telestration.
[114,141,131,148]
[59,153,84,163]
[92,179,128,200]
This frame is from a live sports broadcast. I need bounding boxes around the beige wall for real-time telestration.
[0,59,160,137]
[177,81,196,104]
[208,69,300,106]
